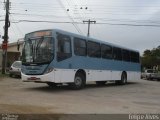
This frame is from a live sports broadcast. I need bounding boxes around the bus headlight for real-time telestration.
[44,67,54,74]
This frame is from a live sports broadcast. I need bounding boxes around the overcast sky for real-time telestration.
[0,0,160,54]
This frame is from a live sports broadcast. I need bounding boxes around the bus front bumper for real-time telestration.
[21,71,55,83]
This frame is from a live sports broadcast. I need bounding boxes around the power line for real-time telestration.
[11,20,82,24]
[10,15,24,36]
[83,0,102,38]
[7,19,160,27]
[9,1,160,18]
[57,0,83,35]
[97,18,160,24]
[96,22,160,27]
[68,0,86,35]
[9,12,160,24]
[10,13,69,18]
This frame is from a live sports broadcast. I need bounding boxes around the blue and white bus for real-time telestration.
[21,29,140,89]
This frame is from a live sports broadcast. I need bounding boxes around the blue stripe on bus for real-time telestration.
[53,56,140,71]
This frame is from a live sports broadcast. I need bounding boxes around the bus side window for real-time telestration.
[101,44,112,59]
[113,47,122,61]
[122,49,130,62]
[74,37,87,56]
[57,33,72,62]
[87,41,101,58]
[130,51,140,63]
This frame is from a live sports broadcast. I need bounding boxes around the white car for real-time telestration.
[141,69,160,80]
[9,61,22,77]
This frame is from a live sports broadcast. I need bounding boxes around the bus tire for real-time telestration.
[115,72,127,85]
[96,81,107,85]
[69,72,86,90]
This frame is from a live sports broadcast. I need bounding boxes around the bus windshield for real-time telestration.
[22,37,54,64]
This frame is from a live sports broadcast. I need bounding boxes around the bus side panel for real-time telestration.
[101,70,112,81]
[54,69,61,83]
[54,69,75,83]
[134,72,141,80]
[111,71,122,80]
[86,70,112,81]
[127,71,135,80]
[126,71,140,81]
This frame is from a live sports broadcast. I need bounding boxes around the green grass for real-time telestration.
[0,72,9,78]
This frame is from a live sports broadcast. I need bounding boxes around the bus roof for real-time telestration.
[25,29,139,53]
[53,29,139,53]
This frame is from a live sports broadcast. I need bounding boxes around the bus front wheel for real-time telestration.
[69,73,86,90]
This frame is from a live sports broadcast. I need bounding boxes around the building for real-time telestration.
[0,39,24,69]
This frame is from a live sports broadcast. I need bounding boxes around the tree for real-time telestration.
[141,46,160,70]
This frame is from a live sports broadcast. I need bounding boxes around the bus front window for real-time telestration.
[22,37,54,64]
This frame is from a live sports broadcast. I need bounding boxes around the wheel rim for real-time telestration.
[75,76,82,86]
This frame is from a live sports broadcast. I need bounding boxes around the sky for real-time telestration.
[0,0,160,54]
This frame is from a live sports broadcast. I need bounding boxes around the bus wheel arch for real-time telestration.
[115,71,127,85]
[122,71,127,81]
[76,69,86,80]
[121,71,127,84]
[69,69,86,90]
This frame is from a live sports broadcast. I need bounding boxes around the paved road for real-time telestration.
[0,77,160,114]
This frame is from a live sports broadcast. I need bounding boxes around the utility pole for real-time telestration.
[83,19,96,37]
[2,0,10,74]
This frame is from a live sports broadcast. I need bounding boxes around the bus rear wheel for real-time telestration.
[115,72,127,85]
[69,73,86,90]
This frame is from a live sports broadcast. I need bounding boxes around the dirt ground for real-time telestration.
[0,77,160,116]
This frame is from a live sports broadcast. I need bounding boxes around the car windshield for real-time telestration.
[12,61,21,68]
[22,37,54,64]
